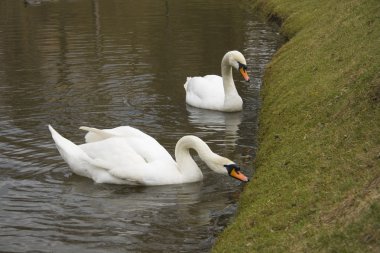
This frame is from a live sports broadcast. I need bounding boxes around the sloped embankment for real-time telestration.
[214,0,379,252]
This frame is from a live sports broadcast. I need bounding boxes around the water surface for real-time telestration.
[0,0,283,252]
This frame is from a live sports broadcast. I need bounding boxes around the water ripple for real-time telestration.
[0,0,284,252]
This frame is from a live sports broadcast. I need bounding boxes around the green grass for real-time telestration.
[213,0,380,252]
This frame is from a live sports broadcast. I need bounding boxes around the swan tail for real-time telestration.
[49,125,111,179]
[79,126,114,143]
[49,125,76,150]
[184,77,191,90]
[48,125,92,167]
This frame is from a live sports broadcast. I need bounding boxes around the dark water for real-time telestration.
[0,0,283,252]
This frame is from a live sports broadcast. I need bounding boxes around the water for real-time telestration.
[0,0,284,252]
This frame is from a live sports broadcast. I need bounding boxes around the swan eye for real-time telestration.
[238,62,247,71]
[224,164,240,174]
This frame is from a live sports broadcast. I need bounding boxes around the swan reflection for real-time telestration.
[186,105,242,149]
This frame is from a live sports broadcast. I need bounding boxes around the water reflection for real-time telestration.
[0,0,284,252]
[187,105,242,149]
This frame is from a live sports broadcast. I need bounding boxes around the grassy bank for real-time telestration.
[213,0,379,252]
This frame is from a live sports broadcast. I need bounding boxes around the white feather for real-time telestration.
[184,50,249,112]
[48,125,246,185]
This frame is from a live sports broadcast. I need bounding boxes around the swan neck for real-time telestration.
[175,136,217,175]
[221,55,238,96]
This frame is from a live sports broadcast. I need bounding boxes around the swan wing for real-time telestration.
[185,75,225,110]
[80,137,180,185]
[80,126,162,145]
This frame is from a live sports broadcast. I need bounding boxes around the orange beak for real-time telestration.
[239,67,250,82]
[230,169,249,182]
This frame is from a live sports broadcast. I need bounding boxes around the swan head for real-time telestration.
[205,156,249,182]
[225,50,250,82]
[224,164,249,182]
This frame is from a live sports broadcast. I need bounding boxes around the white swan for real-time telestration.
[184,50,250,112]
[48,125,249,185]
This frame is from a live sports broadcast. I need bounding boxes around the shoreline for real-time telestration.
[213,0,379,252]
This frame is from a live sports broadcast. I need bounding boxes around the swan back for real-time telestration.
[80,126,174,163]
[49,125,179,185]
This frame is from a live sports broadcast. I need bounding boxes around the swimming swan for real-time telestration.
[184,50,250,112]
[48,125,249,185]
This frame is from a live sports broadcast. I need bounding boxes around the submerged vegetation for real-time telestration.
[214,0,379,252]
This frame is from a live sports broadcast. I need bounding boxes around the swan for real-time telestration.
[48,125,249,185]
[184,50,250,112]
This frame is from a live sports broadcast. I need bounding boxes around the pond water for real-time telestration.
[0,0,283,252]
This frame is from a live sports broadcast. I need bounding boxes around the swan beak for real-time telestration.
[239,67,250,82]
[230,169,249,182]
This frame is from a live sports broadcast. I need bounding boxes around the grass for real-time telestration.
[213,0,380,252]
